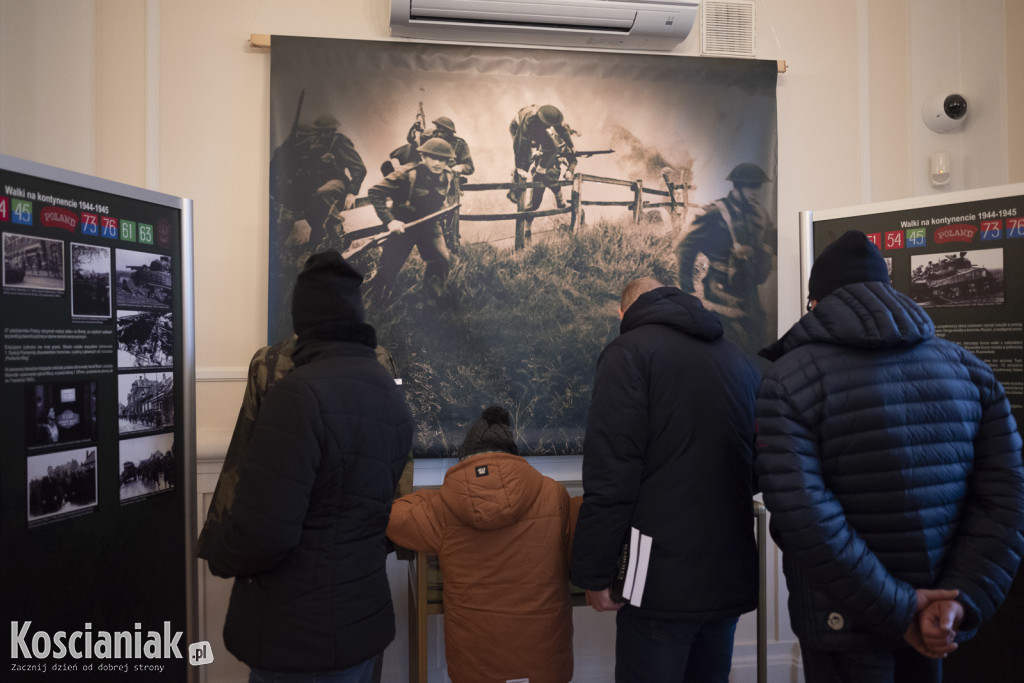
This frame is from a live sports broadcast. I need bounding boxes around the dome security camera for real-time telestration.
[922,93,968,133]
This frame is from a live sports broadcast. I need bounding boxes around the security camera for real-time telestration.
[922,93,968,133]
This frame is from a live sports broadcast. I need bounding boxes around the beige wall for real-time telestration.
[95,0,148,183]
[868,0,913,201]
[2,1,1022,681]
[1009,0,1024,183]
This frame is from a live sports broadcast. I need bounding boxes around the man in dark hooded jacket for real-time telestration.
[571,277,761,683]
[755,230,1024,682]
[203,250,415,681]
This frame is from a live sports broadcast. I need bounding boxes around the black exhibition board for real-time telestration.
[800,183,1024,432]
[1,154,196,681]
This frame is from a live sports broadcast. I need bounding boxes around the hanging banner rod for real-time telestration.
[246,34,786,72]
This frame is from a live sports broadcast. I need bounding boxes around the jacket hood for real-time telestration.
[440,453,544,531]
[760,281,935,361]
[292,323,378,367]
[621,286,724,341]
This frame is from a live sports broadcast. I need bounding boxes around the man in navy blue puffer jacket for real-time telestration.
[755,230,1024,682]
[204,250,415,681]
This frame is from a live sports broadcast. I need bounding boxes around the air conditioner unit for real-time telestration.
[390,0,700,52]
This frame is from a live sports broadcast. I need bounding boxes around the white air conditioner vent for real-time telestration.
[701,0,755,58]
[391,0,701,52]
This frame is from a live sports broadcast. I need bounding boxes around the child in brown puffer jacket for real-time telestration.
[387,406,579,683]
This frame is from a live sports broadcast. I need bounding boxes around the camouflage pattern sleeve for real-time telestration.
[196,338,296,559]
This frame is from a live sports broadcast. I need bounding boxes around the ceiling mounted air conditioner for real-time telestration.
[390,0,701,52]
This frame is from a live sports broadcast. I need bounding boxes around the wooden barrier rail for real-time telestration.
[341,173,693,255]
[456,174,691,240]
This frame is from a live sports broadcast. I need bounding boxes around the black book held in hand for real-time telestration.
[610,527,652,607]
[610,538,631,603]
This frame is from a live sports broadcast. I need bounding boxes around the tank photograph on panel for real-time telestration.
[910,248,1005,307]
[115,248,172,310]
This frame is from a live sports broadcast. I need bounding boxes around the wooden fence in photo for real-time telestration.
[459,173,693,248]
[343,172,694,258]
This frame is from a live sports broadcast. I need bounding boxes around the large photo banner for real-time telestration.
[269,36,778,456]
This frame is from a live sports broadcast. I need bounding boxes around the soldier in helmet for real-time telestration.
[429,116,474,177]
[675,162,776,356]
[270,113,367,251]
[383,116,474,177]
[383,116,475,254]
[383,127,435,174]
[508,104,578,250]
[430,116,474,254]
[366,137,456,299]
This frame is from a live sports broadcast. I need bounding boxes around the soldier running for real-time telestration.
[366,137,456,299]
[508,104,578,250]
[383,116,474,254]
[675,162,776,356]
[270,112,367,251]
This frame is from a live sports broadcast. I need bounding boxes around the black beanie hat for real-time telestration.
[808,230,889,302]
[460,406,519,459]
[291,250,365,335]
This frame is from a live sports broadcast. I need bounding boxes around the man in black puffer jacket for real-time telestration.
[204,250,415,681]
[572,277,761,683]
[755,230,1024,682]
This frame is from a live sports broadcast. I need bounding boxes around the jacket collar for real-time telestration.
[293,320,378,367]
[761,281,935,361]
[621,286,724,342]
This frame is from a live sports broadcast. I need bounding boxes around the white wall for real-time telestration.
[2,1,1021,681]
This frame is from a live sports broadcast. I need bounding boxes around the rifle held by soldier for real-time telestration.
[288,89,305,140]
[343,203,461,259]
[406,101,427,147]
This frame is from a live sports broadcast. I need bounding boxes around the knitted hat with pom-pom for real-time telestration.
[460,406,519,459]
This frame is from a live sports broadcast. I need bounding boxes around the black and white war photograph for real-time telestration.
[70,242,111,319]
[24,380,99,449]
[910,247,1005,308]
[117,309,173,369]
[268,37,778,456]
[26,447,98,526]
[3,232,64,293]
[115,248,172,310]
[117,371,174,436]
[118,432,175,504]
